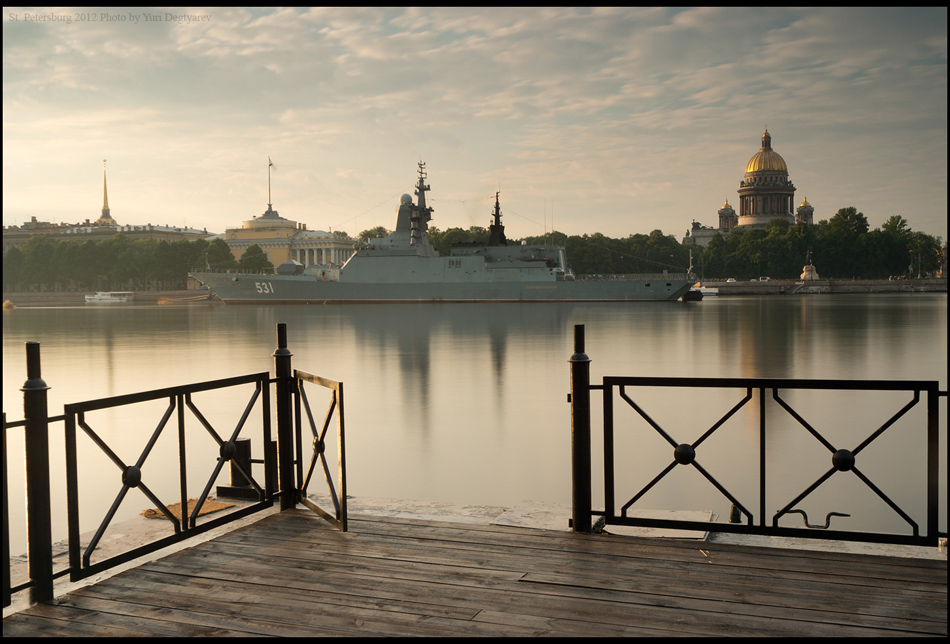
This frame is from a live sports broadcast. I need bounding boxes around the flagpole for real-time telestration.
[268,157,272,207]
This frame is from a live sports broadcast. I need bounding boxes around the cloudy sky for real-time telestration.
[3,7,947,242]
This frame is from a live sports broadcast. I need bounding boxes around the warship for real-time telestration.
[190,163,694,304]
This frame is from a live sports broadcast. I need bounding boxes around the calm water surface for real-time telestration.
[3,294,946,555]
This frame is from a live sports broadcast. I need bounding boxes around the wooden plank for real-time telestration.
[4,511,946,638]
[77,566,484,621]
[183,535,946,624]
[137,541,911,637]
[214,515,947,594]
[276,511,946,581]
[8,601,259,637]
[55,591,547,638]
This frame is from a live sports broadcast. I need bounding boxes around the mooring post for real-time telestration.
[569,324,593,533]
[21,342,53,603]
[274,323,297,511]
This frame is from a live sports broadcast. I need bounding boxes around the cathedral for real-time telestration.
[684,130,814,247]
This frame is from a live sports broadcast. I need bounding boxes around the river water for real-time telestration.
[3,294,946,555]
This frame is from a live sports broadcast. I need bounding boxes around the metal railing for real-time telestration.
[4,323,347,607]
[62,372,274,583]
[569,324,947,546]
[294,370,347,531]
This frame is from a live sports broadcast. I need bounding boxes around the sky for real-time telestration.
[3,7,947,242]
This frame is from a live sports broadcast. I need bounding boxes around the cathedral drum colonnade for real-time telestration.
[686,130,814,248]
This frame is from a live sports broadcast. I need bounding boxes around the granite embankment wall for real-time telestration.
[1,290,209,306]
[701,278,946,296]
[2,280,946,305]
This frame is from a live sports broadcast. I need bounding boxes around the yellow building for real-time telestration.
[225,203,355,269]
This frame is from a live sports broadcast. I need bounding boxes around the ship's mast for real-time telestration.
[414,161,430,211]
[488,191,507,246]
[410,161,434,246]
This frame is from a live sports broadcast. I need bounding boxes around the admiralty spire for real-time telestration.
[96,159,118,226]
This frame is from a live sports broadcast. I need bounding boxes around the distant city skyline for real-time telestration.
[3,7,947,241]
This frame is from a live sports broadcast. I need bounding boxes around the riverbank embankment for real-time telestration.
[2,290,216,307]
[3,279,946,306]
[702,277,946,296]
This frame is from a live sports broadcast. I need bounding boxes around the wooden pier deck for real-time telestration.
[3,509,946,637]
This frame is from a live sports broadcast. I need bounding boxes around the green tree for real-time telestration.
[359,227,390,242]
[206,238,238,270]
[2,246,23,291]
[18,235,61,291]
[907,231,942,278]
[238,244,274,272]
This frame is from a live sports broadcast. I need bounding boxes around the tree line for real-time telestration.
[2,235,273,292]
[695,208,942,280]
[2,205,943,292]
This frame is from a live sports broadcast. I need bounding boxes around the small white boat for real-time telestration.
[85,291,134,303]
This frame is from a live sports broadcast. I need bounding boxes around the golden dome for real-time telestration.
[745,129,788,174]
[799,196,811,207]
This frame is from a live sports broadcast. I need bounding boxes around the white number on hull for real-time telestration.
[255,282,275,294]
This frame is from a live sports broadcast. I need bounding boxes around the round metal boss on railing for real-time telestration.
[122,465,142,488]
[312,437,325,455]
[220,440,236,460]
[674,443,695,465]
[832,449,855,471]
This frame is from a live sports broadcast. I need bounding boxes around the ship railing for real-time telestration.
[567,324,947,547]
[4,323,346,608]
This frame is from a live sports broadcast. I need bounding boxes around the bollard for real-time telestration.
[730,504,742,523]
[215,438,257,500]
[230,438,252,487]
[21,342,54,603]
[569,325,592,533]
[274,323,297,511]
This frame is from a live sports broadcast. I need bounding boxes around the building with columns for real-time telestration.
[684,130,815,247]
[224,202,355,271]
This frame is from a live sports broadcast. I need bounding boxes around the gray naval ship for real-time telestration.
[191,163,694,304]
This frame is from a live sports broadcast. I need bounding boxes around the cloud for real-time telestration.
[2,7,946,239]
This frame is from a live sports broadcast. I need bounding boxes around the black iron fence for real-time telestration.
[3,323,346,607]
[569,324,947,546]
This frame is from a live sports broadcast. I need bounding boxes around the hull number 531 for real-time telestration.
[255,282,275,294]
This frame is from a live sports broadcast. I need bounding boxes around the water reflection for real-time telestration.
[2,295,946,557]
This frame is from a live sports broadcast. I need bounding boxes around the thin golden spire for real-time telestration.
[102,159,110,211]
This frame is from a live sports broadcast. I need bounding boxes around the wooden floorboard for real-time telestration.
[4,509,946,637]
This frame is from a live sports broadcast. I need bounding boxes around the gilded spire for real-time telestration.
[97,159,117,225]
[102,159,110,212]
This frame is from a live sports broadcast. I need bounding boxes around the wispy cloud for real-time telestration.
[2,7,946,240]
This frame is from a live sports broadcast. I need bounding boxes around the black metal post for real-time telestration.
[266,440,279,498]
[569,324,592,533]
[274,323,297,511]
[21,342,53,603]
